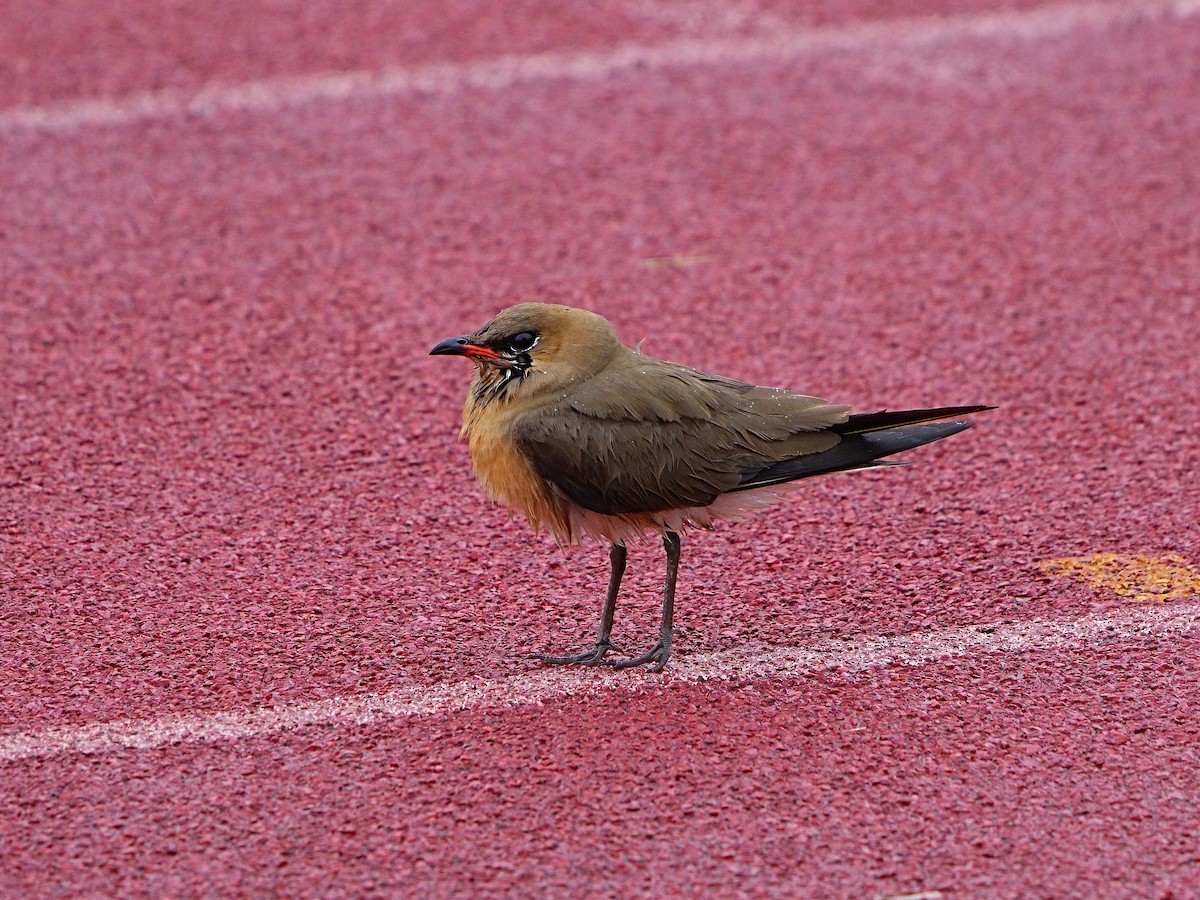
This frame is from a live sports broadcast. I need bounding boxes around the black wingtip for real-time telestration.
[736,418,978,491]
[833,405,995,436]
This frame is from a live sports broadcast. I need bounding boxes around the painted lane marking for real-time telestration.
[1,603,1195,763]
[1,1,1197,134]
[1040,553,1200,602]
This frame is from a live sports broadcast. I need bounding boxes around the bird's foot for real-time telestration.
[533,638,624,666]
[603,640,671,672]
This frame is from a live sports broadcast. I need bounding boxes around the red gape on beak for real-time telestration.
[429,336,501,360]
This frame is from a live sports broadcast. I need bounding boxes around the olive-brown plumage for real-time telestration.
[431,303,991,670]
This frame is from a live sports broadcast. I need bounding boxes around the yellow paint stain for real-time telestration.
[1039,553,1200,602]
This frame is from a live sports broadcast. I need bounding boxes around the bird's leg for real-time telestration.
[535,542,627,666]
[606,531,680,672]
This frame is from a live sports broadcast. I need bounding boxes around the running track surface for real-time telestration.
[3,0,1199,895]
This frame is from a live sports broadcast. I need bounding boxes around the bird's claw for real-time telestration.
[534,638,625,667]
[602,640,671,672]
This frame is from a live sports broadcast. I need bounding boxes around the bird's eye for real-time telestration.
[508,331,537,353]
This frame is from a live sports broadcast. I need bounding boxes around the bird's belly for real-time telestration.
[565,483,801,545]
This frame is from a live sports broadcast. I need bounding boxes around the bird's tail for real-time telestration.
[734,406,994,491]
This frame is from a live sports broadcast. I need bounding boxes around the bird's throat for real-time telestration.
[470,359,530,406]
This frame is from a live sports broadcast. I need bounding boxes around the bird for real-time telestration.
[430,303,991,671]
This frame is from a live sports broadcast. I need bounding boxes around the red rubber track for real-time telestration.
[0,0,1119,107]
[2,1,1198,895]
[5,634,1199,896]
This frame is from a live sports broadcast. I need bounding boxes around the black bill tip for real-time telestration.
[430,335,471,356]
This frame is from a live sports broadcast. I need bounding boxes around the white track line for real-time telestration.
[1,0,1197,134]
[2,603,1196,763]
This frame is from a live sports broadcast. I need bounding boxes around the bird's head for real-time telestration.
[430,303,622,403]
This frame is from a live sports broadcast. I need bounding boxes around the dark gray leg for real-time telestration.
[605,531,679,672]
[536,542,627,666]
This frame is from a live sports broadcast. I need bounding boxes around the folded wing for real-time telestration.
[513,353,848,515]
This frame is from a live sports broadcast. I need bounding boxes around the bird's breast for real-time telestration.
[462,395,572,540]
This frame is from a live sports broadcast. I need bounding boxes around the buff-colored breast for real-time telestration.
[462,393,572,540]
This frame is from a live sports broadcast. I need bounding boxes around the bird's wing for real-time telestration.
[512,354,848,515]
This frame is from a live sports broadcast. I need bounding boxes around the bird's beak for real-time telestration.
[429,335,501,360]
